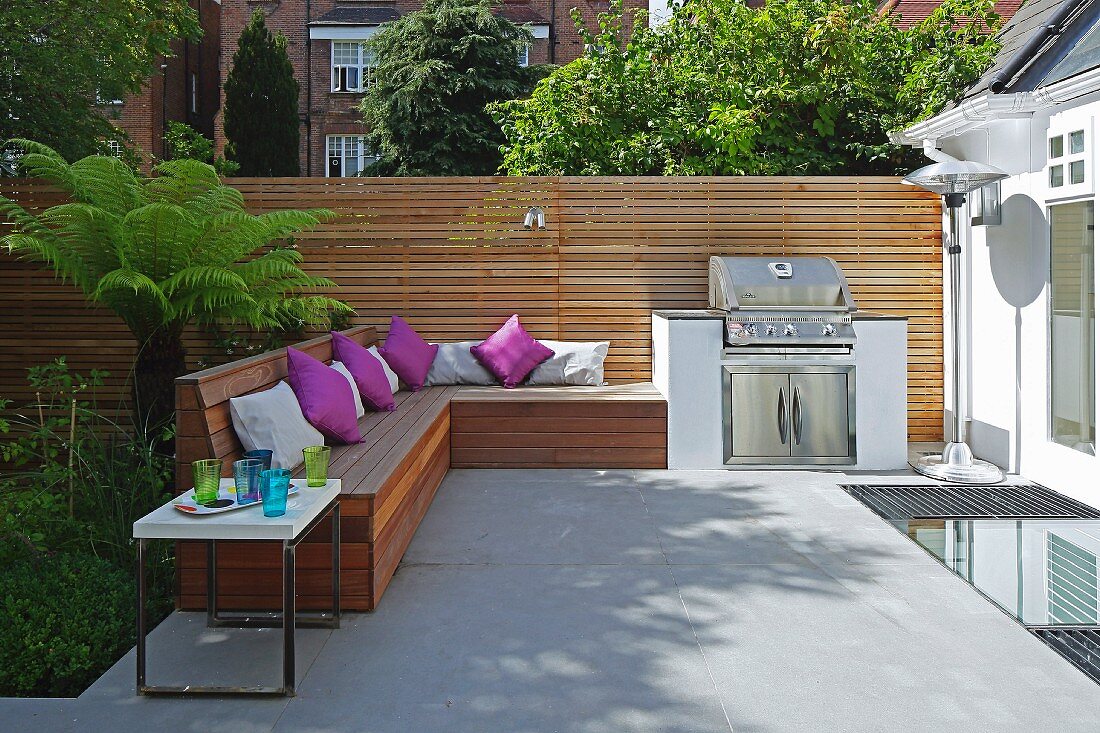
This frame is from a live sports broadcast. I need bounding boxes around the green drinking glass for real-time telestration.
[303,446,331,487]
[192,459,223,505]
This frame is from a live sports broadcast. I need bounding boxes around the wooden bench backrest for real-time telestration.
[174,326,378,491]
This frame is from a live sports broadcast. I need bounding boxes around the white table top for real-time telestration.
[134,479,340,541]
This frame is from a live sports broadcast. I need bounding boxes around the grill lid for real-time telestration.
[708,256,856,312]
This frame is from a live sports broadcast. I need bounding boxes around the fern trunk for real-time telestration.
[132,329,187,453]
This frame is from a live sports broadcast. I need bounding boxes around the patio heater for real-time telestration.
[903,160,1009,484]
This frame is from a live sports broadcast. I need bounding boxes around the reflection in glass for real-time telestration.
[1071,159,1086,185]
[1071,129,1086,154]
[1051,135,1065,158]
[1050,201,1095,454]
[1051,165,1065,187]
[896,518,1100,626]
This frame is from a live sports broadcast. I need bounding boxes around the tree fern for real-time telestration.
[0,140,352,438]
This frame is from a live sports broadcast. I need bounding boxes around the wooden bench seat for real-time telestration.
[450,384,667,468]
[174,328,667,612]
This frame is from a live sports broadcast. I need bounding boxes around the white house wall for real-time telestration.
[936,91,1100,508]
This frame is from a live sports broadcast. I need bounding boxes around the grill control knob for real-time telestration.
[764,324,777,336]
[745,324,758,337]
[783,323,798,337]
[822,323,838,337]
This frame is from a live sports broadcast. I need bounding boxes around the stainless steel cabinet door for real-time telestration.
[728,372,790,458]
[789,371,851,458]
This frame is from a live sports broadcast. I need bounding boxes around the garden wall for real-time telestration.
[0,176,944,440]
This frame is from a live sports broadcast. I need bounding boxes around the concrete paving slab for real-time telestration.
[405,473,665,565]
[4,468,1100,732]
[278,564,731,733]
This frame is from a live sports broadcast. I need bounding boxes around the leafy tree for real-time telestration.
[358,0,544,176]
[492,0,1002,176]
[0,1,200,163]
[164,121,239,176]
[0,141,351,441]
[224,10,301,176]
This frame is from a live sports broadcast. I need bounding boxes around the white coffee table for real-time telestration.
[133,478,341,696]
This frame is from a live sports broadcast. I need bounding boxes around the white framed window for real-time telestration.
[190,72,198,114]
[326,135,378,177]
[331,41,376,93]
[518,44,529,67]
[106,140,124,158]
[1048,117,1092,199]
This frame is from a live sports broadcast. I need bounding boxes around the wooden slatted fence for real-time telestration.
[0,176,944,440]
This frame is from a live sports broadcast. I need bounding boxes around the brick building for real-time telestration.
[103,0,222,170]
[215,0,646,177]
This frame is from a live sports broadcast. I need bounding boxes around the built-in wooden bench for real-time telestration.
[450,384,667,468]
[174,327,667,612]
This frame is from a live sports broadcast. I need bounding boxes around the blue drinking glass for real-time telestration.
[233,459,263,505]
[243,449,274,472]
[260,468,291,518]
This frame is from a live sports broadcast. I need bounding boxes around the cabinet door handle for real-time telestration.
[792,385,803,446]
[777,386,788,445]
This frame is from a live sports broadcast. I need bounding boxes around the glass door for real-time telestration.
[1049,201,1095,455]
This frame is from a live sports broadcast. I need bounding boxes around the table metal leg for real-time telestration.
[207,540,217,628]
[136,538,147,693]
[332,502,341,623]
[283,539,296,696]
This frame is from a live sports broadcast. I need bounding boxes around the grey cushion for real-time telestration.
[331,361,366,418]
[229,381,325,470]
[424,341,497,386]
[526,341,610,386]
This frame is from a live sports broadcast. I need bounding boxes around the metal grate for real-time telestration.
[1032,629,1100,685]
[840,484,1100,521]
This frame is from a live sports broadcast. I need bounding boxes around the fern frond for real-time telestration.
[1,232,93,291]
[160,266,248,296]
[68,156,143,216]
[6,139,92,202]
[36,203,124,278]
[119,202,203,277]
[92,269,172,318]
[146,160,221,205]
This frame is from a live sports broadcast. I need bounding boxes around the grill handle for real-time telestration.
[777,386,788,445]
[792,385,803,446]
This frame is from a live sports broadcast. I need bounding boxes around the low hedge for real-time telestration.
[0,552,135,697]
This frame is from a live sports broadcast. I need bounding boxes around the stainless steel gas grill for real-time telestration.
[709,256,858,465]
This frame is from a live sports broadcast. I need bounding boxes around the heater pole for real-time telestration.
[946,194,966,445]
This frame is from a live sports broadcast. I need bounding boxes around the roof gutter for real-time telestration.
[894,63,1100,148]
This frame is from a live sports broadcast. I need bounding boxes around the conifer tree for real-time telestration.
[223,10,301,176]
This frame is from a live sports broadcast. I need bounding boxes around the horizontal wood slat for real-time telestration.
[0,176,943,440]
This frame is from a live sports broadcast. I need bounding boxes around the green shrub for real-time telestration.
[0,553,135,697]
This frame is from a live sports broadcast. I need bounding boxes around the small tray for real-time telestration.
[174,483,301,516]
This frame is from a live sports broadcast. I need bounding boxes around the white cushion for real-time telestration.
[229,381,324,470]
[526,341,610,386]
[368,345,400,394]
[331,361,366,418]
[424,341,497,386]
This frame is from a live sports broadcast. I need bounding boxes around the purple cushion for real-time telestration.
[376,316,439,391]
[331,331,397,412]
[285,347,363,444]
[470,315,554,388]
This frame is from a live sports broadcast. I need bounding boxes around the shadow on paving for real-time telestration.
[5,469,1098,733]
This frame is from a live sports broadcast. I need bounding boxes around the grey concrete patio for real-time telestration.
[5,469,1100,732]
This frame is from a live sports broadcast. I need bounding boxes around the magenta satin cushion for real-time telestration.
[470,314,554,388]
[285,347,364,444]
[376,316,438,391]
[331,331,397,412]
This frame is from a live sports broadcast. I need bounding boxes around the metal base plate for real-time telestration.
[910,452,1005,485]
